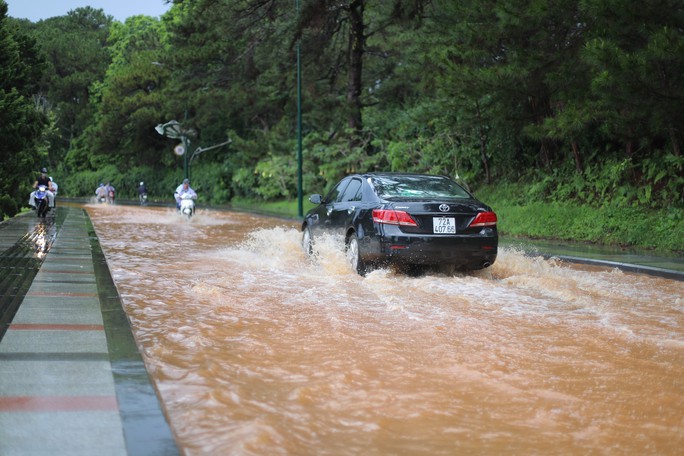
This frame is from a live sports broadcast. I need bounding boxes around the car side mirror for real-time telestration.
[309,194,323,204]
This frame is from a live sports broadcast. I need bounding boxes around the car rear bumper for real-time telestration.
[362,229,498,269]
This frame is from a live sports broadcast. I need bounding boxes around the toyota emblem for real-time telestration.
[439,204,450,212]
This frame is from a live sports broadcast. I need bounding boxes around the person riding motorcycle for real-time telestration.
[95,183,108,202]
[28,168,55,209]
[174,178,197,211]
[105,182,116,204]
[138,181,148,205]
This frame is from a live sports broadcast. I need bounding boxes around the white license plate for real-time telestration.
[433,217,456,234]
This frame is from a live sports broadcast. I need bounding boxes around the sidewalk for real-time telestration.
[0,207,178,455]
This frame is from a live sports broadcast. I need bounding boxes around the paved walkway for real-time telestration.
[0,207,178,455]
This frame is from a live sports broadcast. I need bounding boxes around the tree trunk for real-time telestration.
[346,0,364,147]
[626,140,634,157]
[571,139,583,173]
[475,100,491,184]
[540,140,552,171]
[669,126,681,157]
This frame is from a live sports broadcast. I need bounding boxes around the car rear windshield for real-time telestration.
[370,175,471,199]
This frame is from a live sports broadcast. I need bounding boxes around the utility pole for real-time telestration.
[296,0,303,217]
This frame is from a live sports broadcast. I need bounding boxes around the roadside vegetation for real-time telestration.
[0,1,682,251]
[475,184,683,252]
[231,190,683,252]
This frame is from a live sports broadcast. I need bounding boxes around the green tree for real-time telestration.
[162,0,300,198]
[421,0,591,181]
[32,7,113,169]
[581,0,684,158]
[14,0,682,214]
[0,1,47,206]
[69,16,170,170]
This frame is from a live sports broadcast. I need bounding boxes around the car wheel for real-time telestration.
[346,234,367,275]
[302,226,313,256]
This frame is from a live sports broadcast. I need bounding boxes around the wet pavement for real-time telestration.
[0,207,177,455]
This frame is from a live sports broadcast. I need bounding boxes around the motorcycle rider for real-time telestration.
[174,178,197,211]
[95,183,107,202]
[138,181,148,204]
[105,182,116,204]
[28,168,55,209]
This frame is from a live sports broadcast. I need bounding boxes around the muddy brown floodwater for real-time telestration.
[85,204,684,455]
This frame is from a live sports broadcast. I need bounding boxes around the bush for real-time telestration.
[489,200,683,252]
[0,195,19,220]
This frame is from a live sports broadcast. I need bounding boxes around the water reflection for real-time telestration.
[31,218,57,258]
[86,204,684,455]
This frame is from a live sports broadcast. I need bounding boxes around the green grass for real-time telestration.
[474,185,684,252]
[233,186,684,252]
[491,203,683,250]
[229,198,316,220]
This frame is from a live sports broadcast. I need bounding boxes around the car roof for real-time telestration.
[354,172,451,179]
[352,172,476,199]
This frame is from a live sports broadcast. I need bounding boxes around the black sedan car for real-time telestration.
[301,173,498,275]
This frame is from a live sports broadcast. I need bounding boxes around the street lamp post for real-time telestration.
[296,0,303,218]
[188,139,232,165]
[156,120,231,181]
[155,120,194,179]
[152,62,194,179]
[182,136,189,179]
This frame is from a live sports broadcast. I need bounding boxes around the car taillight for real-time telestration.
[468,211,497,227]
[372,209,418,226]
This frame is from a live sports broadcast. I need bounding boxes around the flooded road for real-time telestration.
[85,204,684,455]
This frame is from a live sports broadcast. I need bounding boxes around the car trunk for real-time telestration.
[390,200,489,235]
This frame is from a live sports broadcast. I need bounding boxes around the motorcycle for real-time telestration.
[178,193,195,219]
[34,185,50,218]
[139,193,148,206]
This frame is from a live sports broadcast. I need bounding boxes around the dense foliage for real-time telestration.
[1,0,682,243]
[0,2,47,215]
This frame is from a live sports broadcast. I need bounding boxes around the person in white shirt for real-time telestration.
[174,178,197,210]
[95,183,107,202]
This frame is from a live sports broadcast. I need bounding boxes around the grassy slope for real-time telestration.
[232,185,684,253]
[474,185,684,252]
